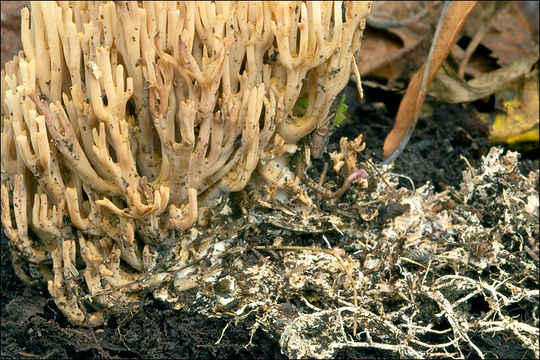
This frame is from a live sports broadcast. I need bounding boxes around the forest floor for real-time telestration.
[1,2,539,359]
[2,81,538,358]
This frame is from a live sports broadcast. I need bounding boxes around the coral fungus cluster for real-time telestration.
[1,1,370,325]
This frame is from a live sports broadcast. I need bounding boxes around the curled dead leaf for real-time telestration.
[429,53,539,103]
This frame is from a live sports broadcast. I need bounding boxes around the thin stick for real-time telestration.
[352,55,364,101]
[358,152,397,195]
[302,168,368,200]
[317,162,329,201]
[68,280,104,356]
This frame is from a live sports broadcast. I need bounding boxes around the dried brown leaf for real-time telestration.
[462,2,538,67]
[356,2,432,84]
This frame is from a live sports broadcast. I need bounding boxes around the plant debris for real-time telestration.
[151,146,539,359]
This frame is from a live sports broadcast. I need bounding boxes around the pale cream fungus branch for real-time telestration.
[1,1,370,326]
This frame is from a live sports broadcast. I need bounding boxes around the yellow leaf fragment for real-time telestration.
[479,75,539,145]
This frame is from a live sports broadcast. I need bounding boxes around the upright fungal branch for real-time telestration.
[1,1,370,325]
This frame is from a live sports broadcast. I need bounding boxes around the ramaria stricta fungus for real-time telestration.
[1,1,370,325]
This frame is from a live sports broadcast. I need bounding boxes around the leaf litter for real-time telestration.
[152,146,539,359]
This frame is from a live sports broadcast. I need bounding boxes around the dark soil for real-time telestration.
[1,230,286,359]
[1,3,538,359]
[337,84,538,192]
